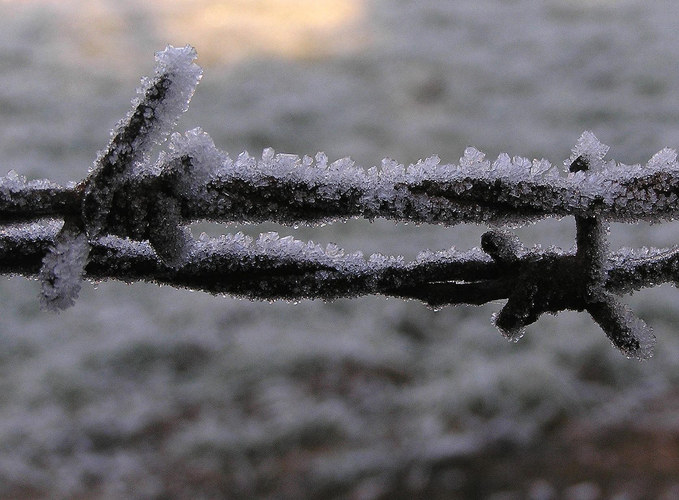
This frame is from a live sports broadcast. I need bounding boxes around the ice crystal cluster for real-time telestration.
[3,45,679,358]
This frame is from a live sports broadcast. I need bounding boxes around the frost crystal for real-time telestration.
[39,223,90,312]
[646,147,678,170]
[4,44,678,359]
[565,131,610,172]
[83,45,202,238]
[459,147,488,170]
[588,297,655,360]
[162,127,227,194]
[145,45,203,147]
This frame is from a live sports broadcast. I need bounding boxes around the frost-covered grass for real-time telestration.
[2,0,679,497]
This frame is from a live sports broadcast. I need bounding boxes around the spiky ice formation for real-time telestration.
[39,220,90,312]
[82,45,202,238]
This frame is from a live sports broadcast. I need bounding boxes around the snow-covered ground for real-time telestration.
[2,0,679,497]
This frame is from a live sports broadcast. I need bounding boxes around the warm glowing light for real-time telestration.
[0,0,368,70]
[155,0,368,66]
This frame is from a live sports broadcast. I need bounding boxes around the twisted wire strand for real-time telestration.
[1,46,677,359]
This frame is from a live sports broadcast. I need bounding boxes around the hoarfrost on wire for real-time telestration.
[83,45,202,238]
[2,45,679,358]
[159,131,679,227]
[565,130,611,172]
[39,223,90,312]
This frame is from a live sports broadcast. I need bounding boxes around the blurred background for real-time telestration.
[2,0,679,498]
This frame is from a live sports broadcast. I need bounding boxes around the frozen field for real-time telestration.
[2,0,679,497]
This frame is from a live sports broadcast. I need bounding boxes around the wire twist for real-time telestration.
[1,46,676,359]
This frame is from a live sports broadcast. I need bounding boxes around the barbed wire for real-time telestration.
[2,45,677,359]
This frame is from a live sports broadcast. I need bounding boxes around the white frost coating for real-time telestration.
[158,125,679,221]
[0,220,61,239]
[133,45,202,158]
[193,231,369,273]
[647,147,678,169]
[96,45,202,178]
[609,245,676,264]
[150,124,679,224]
[84,45,203,239]
[189,230,491,286]
[39,226,90,312]
[121,125,679,230]
[413,246,490,266]
[604,301,656,360]
[0,170,62,193]
[97,235,156,258]
[459,147,489,171]
[213,147,372,189]
[565,130,611,172]
[530,158,554,177]
[406,156,441,183]
[162,127,227,193]
[624,308,655,360]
